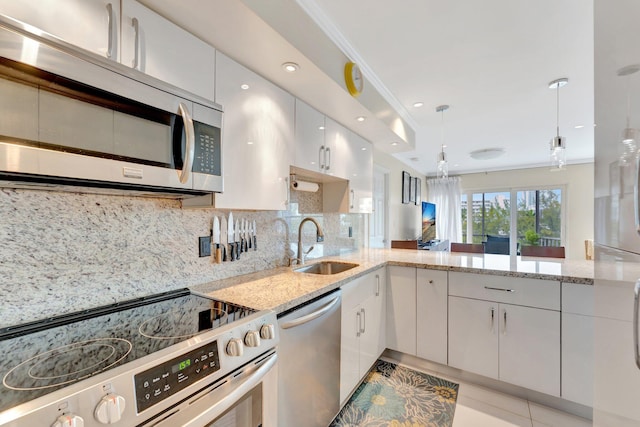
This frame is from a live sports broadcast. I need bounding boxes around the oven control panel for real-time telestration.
[134,340,220,413]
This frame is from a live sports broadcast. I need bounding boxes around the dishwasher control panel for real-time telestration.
[134,341,220,413]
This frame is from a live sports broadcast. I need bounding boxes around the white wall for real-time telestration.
[458,163,594,259]
[373,148,426,242]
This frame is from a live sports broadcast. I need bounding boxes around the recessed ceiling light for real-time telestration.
[318,126,325,130]
[282,62,299,72]
[469,148,505,160]
[247,141,254,145]
[413,102,424,108]
[240,84,249,90]
[361,147,367,151]
[356,116,366,122]
[574,124,584,129]
[391,142,399,146]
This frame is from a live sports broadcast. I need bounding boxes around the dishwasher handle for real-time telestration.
[280,294,340,329]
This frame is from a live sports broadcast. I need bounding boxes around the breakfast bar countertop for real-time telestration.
[191,248,594,314]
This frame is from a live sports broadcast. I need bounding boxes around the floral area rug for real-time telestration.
[330,360,459,427]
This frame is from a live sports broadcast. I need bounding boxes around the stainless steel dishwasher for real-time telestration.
[277,289,341,427]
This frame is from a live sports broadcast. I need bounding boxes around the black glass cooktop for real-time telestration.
[0,289,254,414]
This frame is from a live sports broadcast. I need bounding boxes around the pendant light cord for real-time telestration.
[556,84,560,138]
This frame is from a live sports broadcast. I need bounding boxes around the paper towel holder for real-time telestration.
[290,174,319,192]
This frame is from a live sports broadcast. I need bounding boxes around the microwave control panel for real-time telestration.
[134,340,220,413]
[193,122,221,176]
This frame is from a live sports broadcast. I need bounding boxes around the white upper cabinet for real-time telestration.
[120,0,215,100]
[213,52,294,210]
[347,131,373,213]
[294,99,325,173]
[323,117,351,180]
[0,0,121,60]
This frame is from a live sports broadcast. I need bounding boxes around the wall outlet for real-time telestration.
[198,236,211,257]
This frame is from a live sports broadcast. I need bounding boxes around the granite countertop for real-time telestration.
[191,248,594,314]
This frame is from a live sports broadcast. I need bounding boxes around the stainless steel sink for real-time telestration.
[293,261,359,275]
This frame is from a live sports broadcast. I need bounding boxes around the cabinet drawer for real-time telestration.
[449,272,560,310]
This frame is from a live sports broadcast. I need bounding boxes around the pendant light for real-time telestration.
[549,78,568,170]
[436,104,449,178]
[617,64,640,167]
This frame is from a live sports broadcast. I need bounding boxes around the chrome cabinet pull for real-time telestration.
[106,3,117,59]
[484,286,515,293]
[635,280,640,369]
[350,189,355,209]
[360,308,366,334]
[177,103,195,184]
[319,145,325,170]
[356,311,361,337]
[490,307,495,330]
[375,274,380,296]
[132,17,140,70]
[325,147,331,171]
[503,310,507,335]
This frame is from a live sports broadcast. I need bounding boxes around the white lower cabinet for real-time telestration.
[340,267,386,404]
[561,283,594,407]
[416,269,448,365]
[448,295,560,396]
[386,266,416,355]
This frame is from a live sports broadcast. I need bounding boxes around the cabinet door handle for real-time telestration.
[350,189,355,209]
[132,17,140,70]
[356,311,361,337]
[484,286,515,293]
[284,176,289,207]
[106,3,117,59]
[360,308,366,334]
[325,147,331,171]
[490,307,495,330]
[635,156,640,235]
[319,145,325,170]
[375,274,380,296]
[634,280,640,369]
[503,310,507,335]
[429,279,434,284]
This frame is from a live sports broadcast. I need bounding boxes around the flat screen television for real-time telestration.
[422,202,436,242]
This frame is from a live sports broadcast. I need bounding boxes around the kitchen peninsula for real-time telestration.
[193,248,593,313]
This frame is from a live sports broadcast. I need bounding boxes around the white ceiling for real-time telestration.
[302,0,595,175]
[142,0,594,176]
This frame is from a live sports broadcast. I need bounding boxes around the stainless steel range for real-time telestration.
[0,289,278,427]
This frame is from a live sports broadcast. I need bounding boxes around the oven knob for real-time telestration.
[52,414,84,427]
[94,393,126,424]
[244,330,261,347]
[260,324,275,340]
[226,338,244,356]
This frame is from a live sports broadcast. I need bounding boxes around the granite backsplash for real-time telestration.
[0,187,364,328]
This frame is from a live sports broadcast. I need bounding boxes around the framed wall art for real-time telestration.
[402,171,411,204]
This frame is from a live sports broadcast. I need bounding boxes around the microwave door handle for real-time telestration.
[634,280,640,369]
[106,3,117,59]
[178,103,195,184]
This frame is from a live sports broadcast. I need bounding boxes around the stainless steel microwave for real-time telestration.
[0,13,223,197]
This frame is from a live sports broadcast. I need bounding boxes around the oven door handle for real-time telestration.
[150,352,277,427]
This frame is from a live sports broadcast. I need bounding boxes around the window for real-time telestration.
[516,189,562,247]
[461,187,563,254]
[461,191,511,244]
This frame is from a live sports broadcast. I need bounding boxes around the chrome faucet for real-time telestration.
[297,217,324,265]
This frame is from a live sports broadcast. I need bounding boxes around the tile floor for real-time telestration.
[382,358,592,427]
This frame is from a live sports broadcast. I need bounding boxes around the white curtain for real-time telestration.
[426,176,462,244]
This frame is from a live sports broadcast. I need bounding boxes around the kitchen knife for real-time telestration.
[212,216,221,263]
[228,212,235,261]
[238,219,245,254]
[235,219,241,260]
[220,216,228,262]
[246,218,252,250]
[253,220,257,250]
[243,219,249,252]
